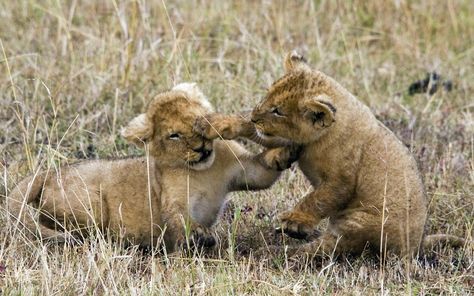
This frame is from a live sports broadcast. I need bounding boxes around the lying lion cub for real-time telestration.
[198,53,465,258]
[7,83,295,252]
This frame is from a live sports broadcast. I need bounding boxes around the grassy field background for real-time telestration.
[0,0,473,294]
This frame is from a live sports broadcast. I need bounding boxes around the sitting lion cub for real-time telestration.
[7,83,294,252]
[198,53,465,258]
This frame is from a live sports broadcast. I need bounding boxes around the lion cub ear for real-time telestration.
[284,50,311,73]
[121,114,153,146]
[302,95,336,128]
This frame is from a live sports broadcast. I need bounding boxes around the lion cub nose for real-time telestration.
[250,110,261,124]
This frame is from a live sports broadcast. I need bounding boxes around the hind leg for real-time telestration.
[10,205,79,244]
[37,225,79,244]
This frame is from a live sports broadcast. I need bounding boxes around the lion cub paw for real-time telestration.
[177,224,216,250]
[262,145,301,171]
[194,113,250,140]
[191,225,216,248]
[276,210,319,240]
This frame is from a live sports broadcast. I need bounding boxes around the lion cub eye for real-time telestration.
[169,133,181,140]
[271,107,284,117]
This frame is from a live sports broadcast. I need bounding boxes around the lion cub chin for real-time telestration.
[7,83,294,252]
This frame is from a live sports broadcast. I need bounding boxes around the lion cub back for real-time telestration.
[11,157,162,246]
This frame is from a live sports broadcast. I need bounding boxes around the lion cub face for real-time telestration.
[122,83,216,170]
[251,52,336,145]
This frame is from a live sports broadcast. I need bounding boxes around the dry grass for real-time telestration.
[0,0,473,294]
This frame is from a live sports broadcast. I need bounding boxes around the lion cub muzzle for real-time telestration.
[193,145,213,162]
[185,138,216,170]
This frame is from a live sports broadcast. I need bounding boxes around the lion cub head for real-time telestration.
[122,83,216,170]
[251,51,337,145]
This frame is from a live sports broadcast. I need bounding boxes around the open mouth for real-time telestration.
[198,149,212,162]
[188,149,213,165]
[187,149,215,171]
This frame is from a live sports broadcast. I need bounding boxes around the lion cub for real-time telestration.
[199,53,465,258]
[7,83,293,252]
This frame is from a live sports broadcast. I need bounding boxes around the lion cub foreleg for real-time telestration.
[278,183,347,239]
[194,113,254,140]
[230,145,300,191]
[194,113,290,148]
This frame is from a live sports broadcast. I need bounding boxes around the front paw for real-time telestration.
[262,145,300,171]
[276,210,318,240]
[177,224,216,250]
[194,114,241,140]
[190,225,216,248]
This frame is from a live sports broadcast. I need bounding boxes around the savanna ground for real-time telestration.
[0,0,473,294]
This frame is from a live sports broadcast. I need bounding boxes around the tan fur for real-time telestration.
[250,52,466,258]
[200,52,466,258]
[7,83,292,252]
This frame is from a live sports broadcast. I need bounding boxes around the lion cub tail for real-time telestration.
[422,234,467,250]
[7,172,66,241]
